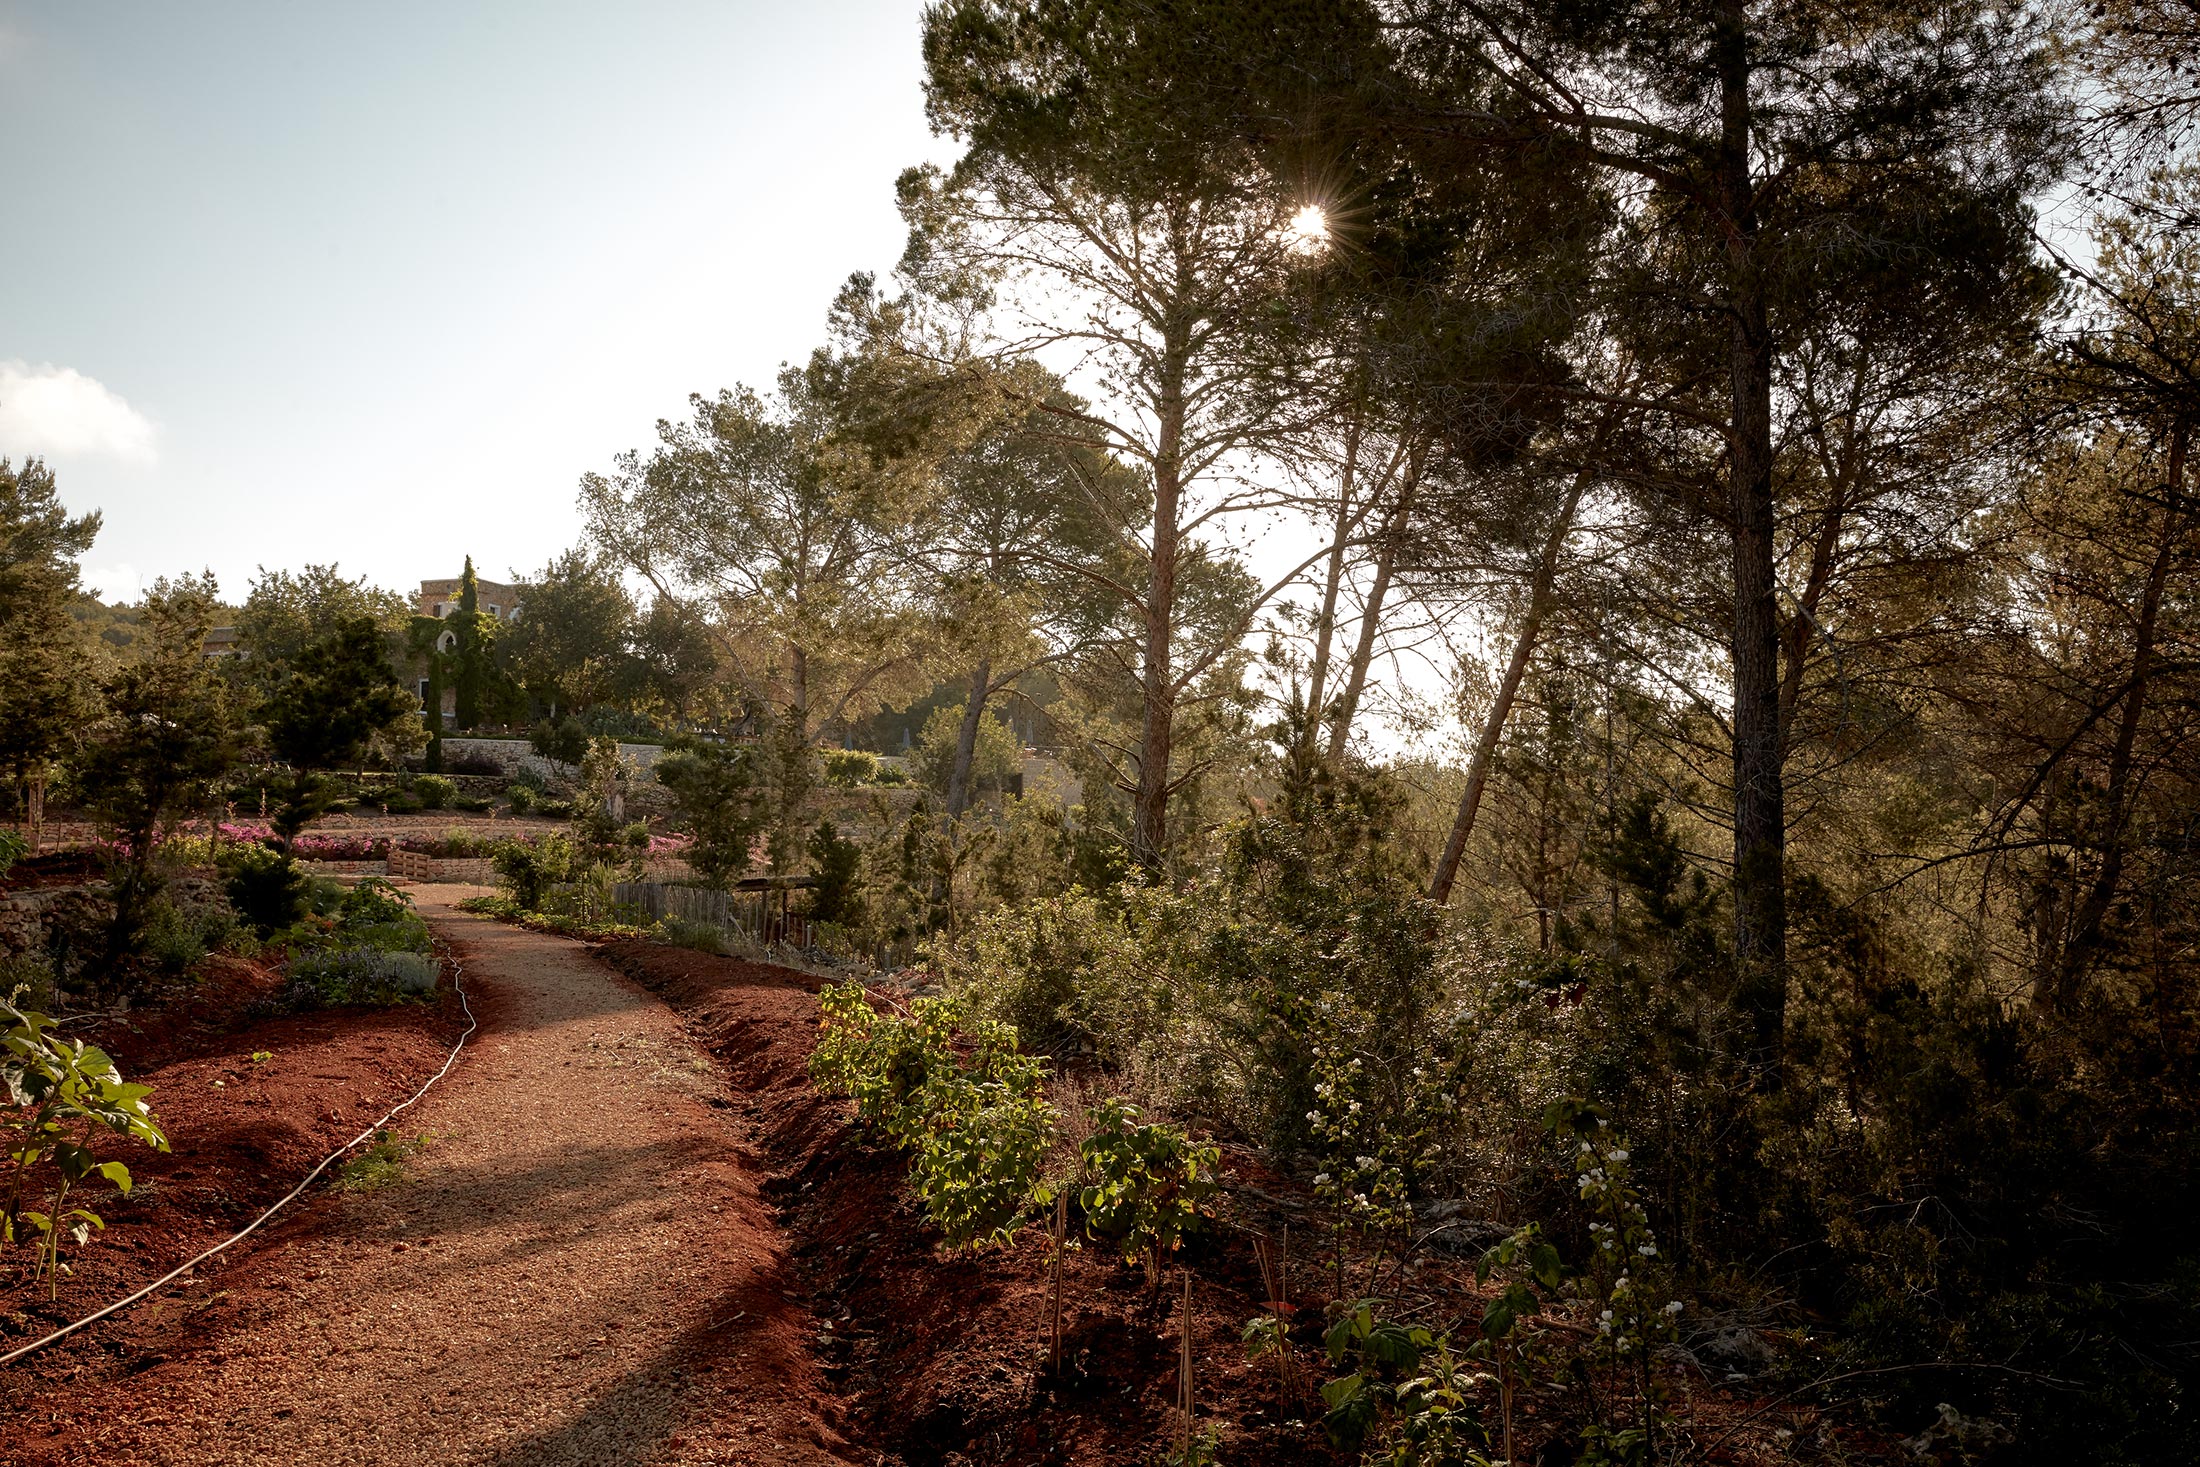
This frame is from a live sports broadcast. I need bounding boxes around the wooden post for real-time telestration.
[1179,1269,1194,1454]
[1048,1190,1067,1376]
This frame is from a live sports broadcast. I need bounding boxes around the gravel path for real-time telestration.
[13,888,851,1466]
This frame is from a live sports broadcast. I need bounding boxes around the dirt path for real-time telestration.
[8,889,851,1467]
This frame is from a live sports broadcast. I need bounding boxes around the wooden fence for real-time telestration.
[611,879,917,971]
[613,880,816,950]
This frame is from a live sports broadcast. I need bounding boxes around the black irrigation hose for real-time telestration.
[0,952,479,1370]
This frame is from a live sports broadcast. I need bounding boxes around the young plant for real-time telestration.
[809,983,1058,1249]
[2,996,169,1297]
[1076,1098,1220,1285]
[1472,1223,1567,1467]
[1319,1298,1491,1463]
[1544,1098,1680,1464]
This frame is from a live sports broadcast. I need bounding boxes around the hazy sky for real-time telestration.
[0,1,947,604]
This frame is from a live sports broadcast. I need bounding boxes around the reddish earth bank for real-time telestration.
[0,906,1836,1464]
[0,950,469,1357]
[595,940,1345,1467]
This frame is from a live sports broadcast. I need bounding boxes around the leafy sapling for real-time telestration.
[1077,1098,1220,1286]
[2,996,169,1298]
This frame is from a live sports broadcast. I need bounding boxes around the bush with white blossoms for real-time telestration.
[1545,1096,1679,1462]
[1304,991,1439,1234]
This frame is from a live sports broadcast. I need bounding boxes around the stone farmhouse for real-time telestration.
[414,575,524,723]
[199,574,527,726]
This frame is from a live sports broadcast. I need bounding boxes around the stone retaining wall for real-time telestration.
[0,885,115,962]
[389,850,497,883]
[439,738,669,784]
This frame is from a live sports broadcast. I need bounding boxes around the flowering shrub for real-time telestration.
[1305,992,1442,1235]
[1542,1098,1678,1464]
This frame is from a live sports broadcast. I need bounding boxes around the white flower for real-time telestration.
[1637,1243,1657,1257]
[1608,1149,1629,1162]
[1355,1155,1376,1169]
[1662,1300,1684,1315]
[1314,1172,1332,1185]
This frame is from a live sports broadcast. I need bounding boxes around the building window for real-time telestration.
[418,678,431,705]
[486,604,499,617]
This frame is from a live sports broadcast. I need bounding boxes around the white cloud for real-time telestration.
[0,361,158,463]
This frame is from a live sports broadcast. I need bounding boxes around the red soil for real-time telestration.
[594,940,1343,1467]
[0,951,468,1358]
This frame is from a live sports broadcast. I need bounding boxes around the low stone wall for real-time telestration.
[439,737,669,784]
[0,885,115,962]
[301,859,390,877]
[389,850,497,884]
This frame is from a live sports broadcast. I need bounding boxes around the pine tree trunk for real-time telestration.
[1428,440,1603,904]
[1131,334,1189,872]
[1719,2,1788,1073]
[947,658,991,820]
[2045,418,2188,1006]
[1324,459,1421,767]
[1304,418,1362,739]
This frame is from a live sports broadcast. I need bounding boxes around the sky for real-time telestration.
[0,1,949,605]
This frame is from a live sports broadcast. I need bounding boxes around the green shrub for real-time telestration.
[530,716,588,768]
[140,895,237,976]
[413,774,457,809]
[909,1081,1057,1251]
[506,784,536,815]
[656,916,728,954]
[333,878,430,955]
[1076,1098,1220,1278]
[438,826,489,857]
[0,953,57,1011]
[492,834,574,909]
[938,889,1148,1060]
[222,846,312,937]
[338,876,414,927]
[808,983,1058,1248]
[807,820,862,925]
[822,749,879,788]
[655,738,765,888]
[1317,1299,1487,1461]
[0,829,28,879]
[453,795,493,813]
[286,947,439,1006]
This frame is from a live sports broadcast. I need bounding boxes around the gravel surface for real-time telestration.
[8,888,852,1466]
